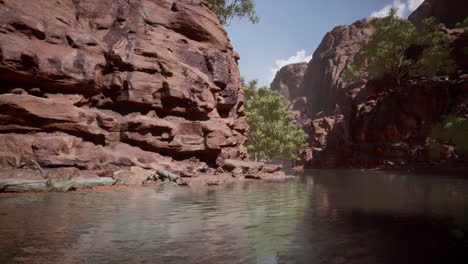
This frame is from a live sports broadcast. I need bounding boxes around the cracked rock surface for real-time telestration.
[0,0,251,175]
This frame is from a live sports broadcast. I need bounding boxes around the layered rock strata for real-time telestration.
[0,0,287,191]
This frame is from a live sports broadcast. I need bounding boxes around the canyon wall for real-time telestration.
[409,0,468,28]
[272,1,468,170]
[270,62,308,102]
[0,0,251,180]
[299,18,374,119]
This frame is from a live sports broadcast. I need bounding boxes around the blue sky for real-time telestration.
[226,0,425,87]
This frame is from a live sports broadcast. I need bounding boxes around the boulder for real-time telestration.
[222,159,264,174]
[156,169,180,182]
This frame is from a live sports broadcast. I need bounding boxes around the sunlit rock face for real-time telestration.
[0,0,249,173]
[408,0,468,28]
[300,18,374,119]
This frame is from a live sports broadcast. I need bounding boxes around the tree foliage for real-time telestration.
[243,80,308,161]
[455,17,468,28]
[346,8,455,86]
[427,116,468,159]
[207,0,259,25]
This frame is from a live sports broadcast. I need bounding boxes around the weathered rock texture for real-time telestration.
[273,14,468,170]
[307,73,468,169]
[270,62,311,127]
[299,18,374,119]
[303,24,468,169]
[297,13,468,169]
[0,0,280,189]
[409,0,468,28]
[271,62,308,102]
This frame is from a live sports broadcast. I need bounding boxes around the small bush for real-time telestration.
[427,116,468,159]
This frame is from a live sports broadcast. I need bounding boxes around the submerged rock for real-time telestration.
[0,177,116,193]
[0,179,49,193]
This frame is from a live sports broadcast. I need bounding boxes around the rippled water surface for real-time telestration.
[1,170,468,264]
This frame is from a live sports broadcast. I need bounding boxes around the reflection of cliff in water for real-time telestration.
[279,170,468,264]
[306,170,468,224]
[1,171,467,264]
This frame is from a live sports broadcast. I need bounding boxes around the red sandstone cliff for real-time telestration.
[0,0,289,188]
[409,0,468,28]
[271,62,308,102]
[271,1,468,170]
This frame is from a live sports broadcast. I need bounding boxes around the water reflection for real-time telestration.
[0,170,467,263]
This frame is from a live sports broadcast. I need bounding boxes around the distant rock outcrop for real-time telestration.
[271,62,308,102]
[270,62,311,127]
[409,0,468,28]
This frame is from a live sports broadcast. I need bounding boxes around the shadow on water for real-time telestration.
[0,170,467,264]
[279,170,468,264]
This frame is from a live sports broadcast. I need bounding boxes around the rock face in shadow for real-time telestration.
[408,0,468,28]
[0,0,249,173]
[303,25,468,169]
[272,15,468,169]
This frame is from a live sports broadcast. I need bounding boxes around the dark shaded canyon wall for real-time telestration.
[409,0,468,28]
[272,11,468,169]
[0,0,249,172]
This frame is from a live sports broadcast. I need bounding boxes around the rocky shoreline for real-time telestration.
[0,159,293,193]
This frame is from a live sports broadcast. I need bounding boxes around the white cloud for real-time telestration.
[370,0,424,18]
[269,50,312,83]
[407,0,424,11]
[371,0,407,18]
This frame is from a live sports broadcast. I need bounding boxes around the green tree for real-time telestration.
[207,0,259,25]
[243,79,308,162]
[455,17,468,28]
[427,116,468,159]
[346,8,455,86]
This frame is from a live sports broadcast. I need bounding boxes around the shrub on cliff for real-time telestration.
[427,116,468,160]
[455,17,468,28]
[243,80,308,162]
[455,17,468,38]
[207,0,259,25]
[346,8,455,86]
